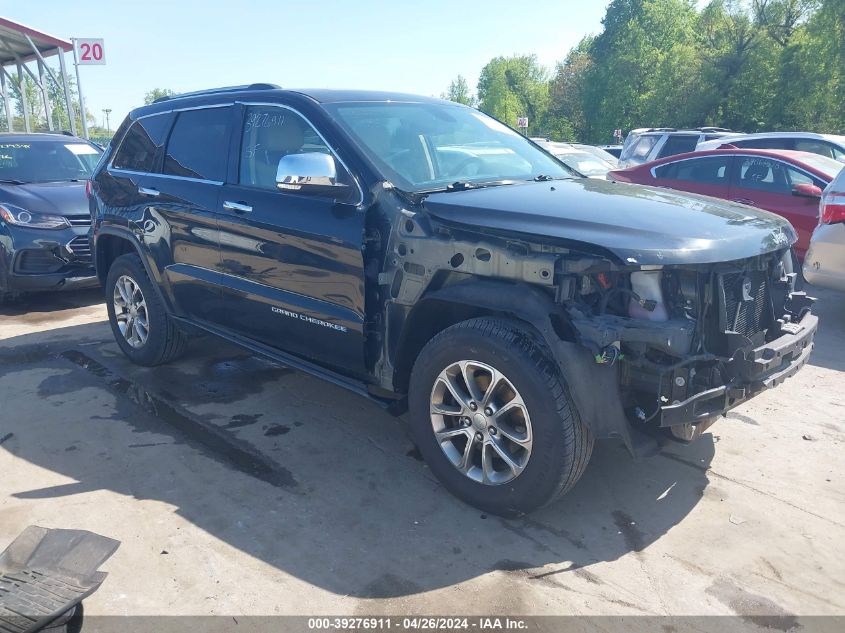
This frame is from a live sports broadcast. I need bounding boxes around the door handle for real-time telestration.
[222,200,253,214]
[138,187,160,197]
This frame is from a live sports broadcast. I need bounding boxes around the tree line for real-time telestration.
[443,0,844,144]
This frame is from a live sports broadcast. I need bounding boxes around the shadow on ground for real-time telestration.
[0,287,103,319]
[805,286,845,372]
[0,316,720,603]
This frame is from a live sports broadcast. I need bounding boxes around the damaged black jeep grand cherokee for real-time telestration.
[89,85,817,515]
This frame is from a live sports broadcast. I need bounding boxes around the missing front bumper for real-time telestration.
[660,311,817,428]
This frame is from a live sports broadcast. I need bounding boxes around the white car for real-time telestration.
[698,132,845,163]
[535,141,616,178]
[804,168,845,291]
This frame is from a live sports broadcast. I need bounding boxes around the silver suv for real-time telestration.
[619,128,735,167]
[697,132,845,163]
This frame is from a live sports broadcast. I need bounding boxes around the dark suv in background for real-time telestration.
[0,133,102,303]
[89,85,816,514]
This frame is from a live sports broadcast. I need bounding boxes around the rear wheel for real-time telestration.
[105,253,186,366]
[408,317,593,515]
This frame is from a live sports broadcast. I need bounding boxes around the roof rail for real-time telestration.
[153,83,281,104]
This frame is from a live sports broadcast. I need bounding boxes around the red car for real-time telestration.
[609,148,844,259]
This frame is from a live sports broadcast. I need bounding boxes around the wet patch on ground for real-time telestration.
[612,510,646,552]
[53,349,299,491]
[126,353,295,406]
[264,424,290,437]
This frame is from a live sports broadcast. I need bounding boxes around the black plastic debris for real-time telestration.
[0,526,119,633]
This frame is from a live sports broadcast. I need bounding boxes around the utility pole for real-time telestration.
[103,108,111,134]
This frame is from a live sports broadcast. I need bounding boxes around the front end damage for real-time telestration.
[560,250,816,444]
[377,194,816,455]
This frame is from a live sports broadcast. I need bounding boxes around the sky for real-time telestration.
[2,0,610,130]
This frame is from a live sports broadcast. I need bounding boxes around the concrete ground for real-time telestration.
[0,286,843,621]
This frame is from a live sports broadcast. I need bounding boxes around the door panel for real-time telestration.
[217,103,366,376]
[148,105,234,322]
[729,157,819,258]
[216,187,366,374]
[653,155,733,200]
[145,175,226,321]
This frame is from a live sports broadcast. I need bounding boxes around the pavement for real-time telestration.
[0,286,843,620]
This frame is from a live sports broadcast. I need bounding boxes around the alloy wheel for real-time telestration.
[429,360,533,485]
[113,274,149,349]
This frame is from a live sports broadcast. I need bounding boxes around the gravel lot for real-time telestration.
[0,287,843,621]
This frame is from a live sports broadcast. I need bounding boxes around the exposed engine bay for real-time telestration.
[557,248,815,442]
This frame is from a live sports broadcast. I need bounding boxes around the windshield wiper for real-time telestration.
[446,180,477,191]
[0,178,25,185]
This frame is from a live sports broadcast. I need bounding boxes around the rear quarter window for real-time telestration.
[112,115,172,172]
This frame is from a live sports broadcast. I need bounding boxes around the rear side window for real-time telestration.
[657,135,699,159]
[654,156,731,184]
[112,115,171,172]
[163,107,231,181]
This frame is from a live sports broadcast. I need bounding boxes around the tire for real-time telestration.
[408,317,593,516]
[105,253,186,366]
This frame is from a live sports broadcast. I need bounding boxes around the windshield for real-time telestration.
[799,153,844,180]
[0,139,102,183]
[325,102,574,192]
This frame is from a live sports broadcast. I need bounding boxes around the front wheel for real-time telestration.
[105,253,186,366]
[408,317,593,516]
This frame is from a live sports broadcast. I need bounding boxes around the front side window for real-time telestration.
[654,156,731,184]
[163,107,231,181]
[112,115,171,172]
[325,102,573,192]
[239,106,345,190]
[736,157,790,193]
[0,139,102,183]
[794,139,835,159]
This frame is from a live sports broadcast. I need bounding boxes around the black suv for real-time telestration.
[0,133,102,302]
[89,85,816,514]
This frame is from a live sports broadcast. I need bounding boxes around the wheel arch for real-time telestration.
[392,278,659,457]
[95,228,175,313]
[391,279,569,395]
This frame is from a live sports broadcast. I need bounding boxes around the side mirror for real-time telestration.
[792,183,823,199]
[276,153,347,194]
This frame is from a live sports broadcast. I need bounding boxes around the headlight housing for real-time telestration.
[0,203,70,229]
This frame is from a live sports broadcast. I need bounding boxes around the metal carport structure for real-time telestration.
[0,17,79,136]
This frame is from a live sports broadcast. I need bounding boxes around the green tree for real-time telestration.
[582,0,702,142]
[144,88,175,105]
[477,55,550,135]
[442,75,476,106]
[548,37,593,140]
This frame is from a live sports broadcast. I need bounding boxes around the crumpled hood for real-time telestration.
[0,181,89,218]
[422,178,796,265]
